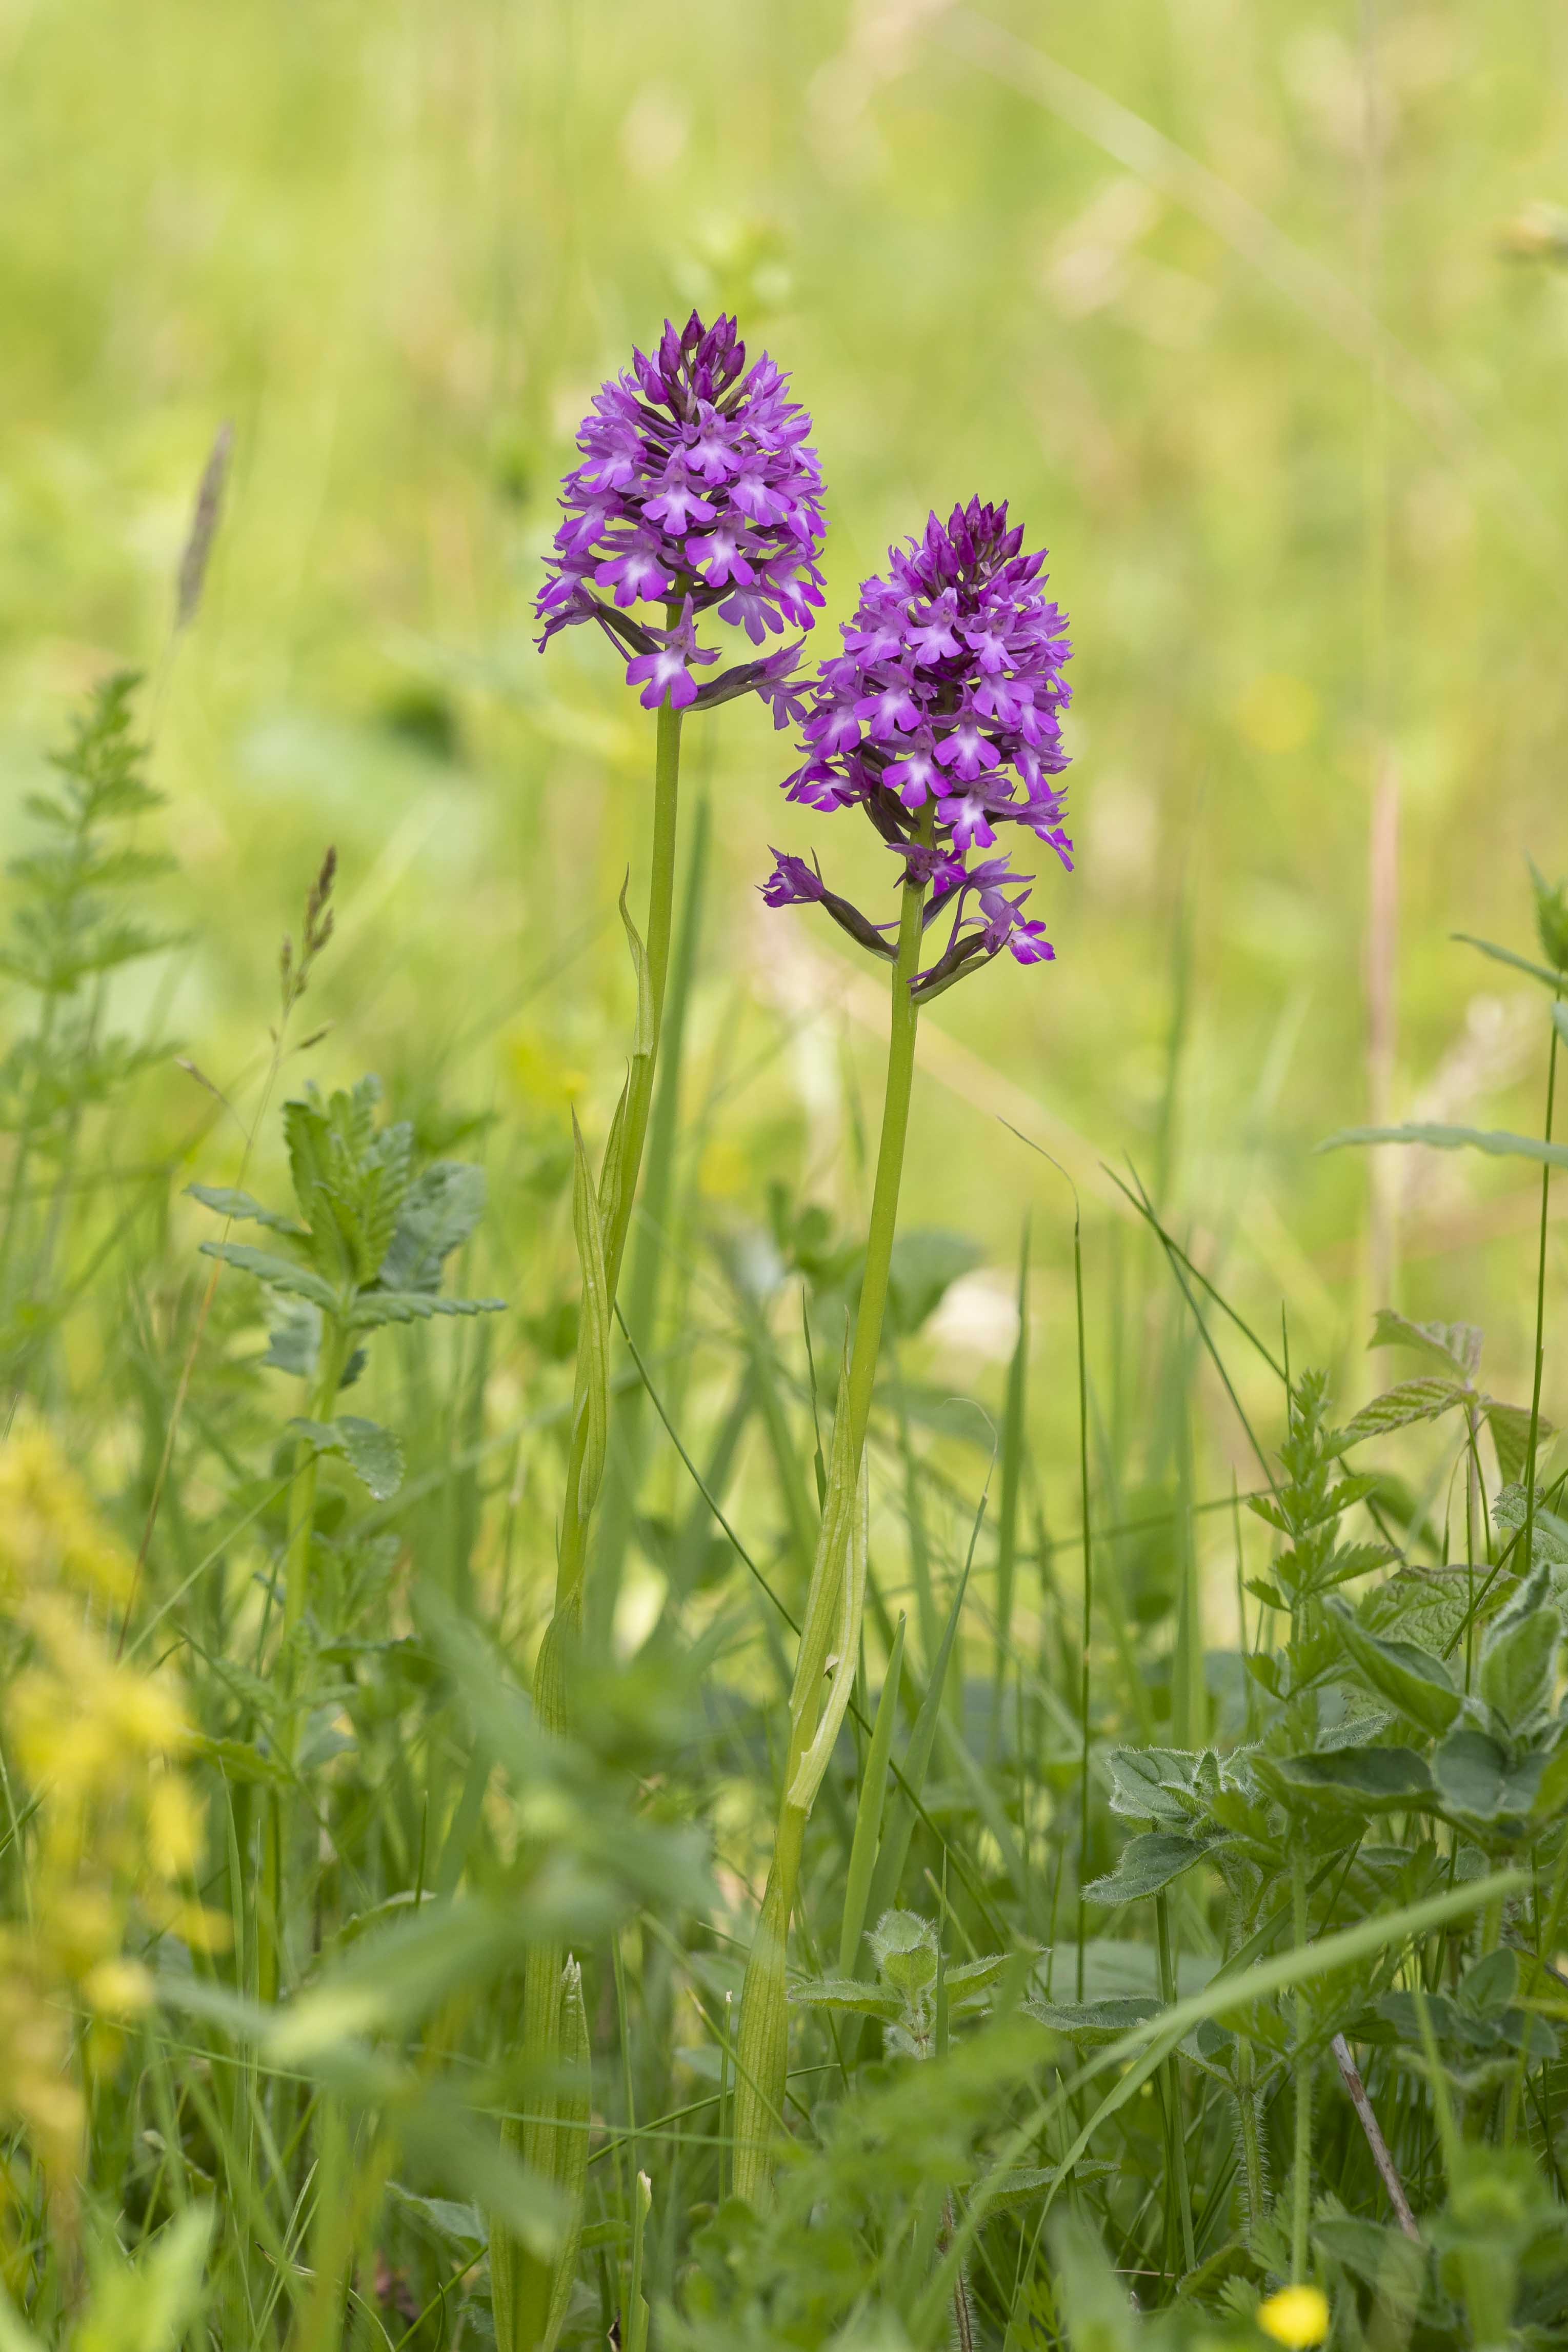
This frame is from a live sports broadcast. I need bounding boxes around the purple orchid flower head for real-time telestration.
[761,498,1073,997]
[536,312,827,719]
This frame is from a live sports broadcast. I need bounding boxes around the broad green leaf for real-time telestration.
[1457,1947,1518,2017]
[1313,2215,1426,2315]
[1082,1831,1223,1906]
[1026,1995,1162,2044]
[1483,1396,1554,1487]
[1102,1745,1202,1828]
[946,1952,1012,1997]
[1479,1606,1558,1735]
[1329,1597,1462,1736]
[1368,1306,1482,1379]
[1361,1567,1476,1657]
[980,2161,1116,2212]
[1339,1376,1466,1445]
[871,1908,938,1993]
[260,1297,323,1377]
[788,1976,902,2023]
[378,1160,487,1291]
[290,1415,406,1501]
[1322,1122,1568,1173]
[386,2184,487,2250]
[1264,1744,1433,1815]
[884,1227,985,1337]
[1433,1726,1546,1825]
[1493,1484,1568,1566]
[186,1182,305,1235]
[197,1240,338,1313]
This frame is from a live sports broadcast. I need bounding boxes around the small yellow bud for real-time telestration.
[1258,2286,1330,2348]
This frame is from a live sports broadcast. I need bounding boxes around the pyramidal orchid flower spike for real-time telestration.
[507,313,827,2343]
[536,310,827,719]
[762,497,1072,995]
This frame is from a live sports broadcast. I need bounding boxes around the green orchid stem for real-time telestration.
[1291,1848,1313,2283]
[544,693,684,1698]
[504,692,682,2352]
[732,851,929,2207]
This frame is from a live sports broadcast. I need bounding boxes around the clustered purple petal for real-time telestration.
[536,312,827,714]
[762,498,1072,996]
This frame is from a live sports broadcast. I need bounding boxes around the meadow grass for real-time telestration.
[2,4,1568,2347]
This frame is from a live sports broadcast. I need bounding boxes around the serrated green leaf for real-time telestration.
[261,1298,323,1378]
[1103,1746,1202,1828]
[1323,1123,1568,1172]
[1083,1832,1223,1906]
[290,1415,406,1501]
[378,1161,487,1291]
[1493,1484,1568,1565]
[1483,1397,1554,1488]
[1340,1376,1466,1444]
[1329,1596,1462,1735]
[186,1183,306,1236]
[1369,1306,1483,1379]
[348,1290,504,1329]
[197,1240,338,1313]
[1360,1567,1476,1656]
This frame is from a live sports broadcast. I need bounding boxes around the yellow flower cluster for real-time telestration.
[0,1422,223,2227]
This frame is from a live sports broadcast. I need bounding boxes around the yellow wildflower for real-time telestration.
[0,1421,215,2237]
[1258,2285,1331,2348]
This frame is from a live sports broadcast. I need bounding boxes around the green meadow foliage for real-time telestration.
[4,7,1568,2343]
[0,653,1565,2351]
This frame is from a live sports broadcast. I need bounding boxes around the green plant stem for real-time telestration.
[1524,995,1559,1575]
[542,694,683,1700]
[1156,1888,1197,2278]
[258,1332,347,2008]
[1072,1198,1092,2002]
[1235,2029,1265,2236]
[1291,1848,1313,2284]
[505,694,682,2352]
[731,855,929,2206]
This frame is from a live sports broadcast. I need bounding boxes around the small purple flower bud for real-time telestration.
[761,851,826,908]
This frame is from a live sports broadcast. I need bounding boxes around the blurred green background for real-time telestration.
[2,0,1565,1484]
